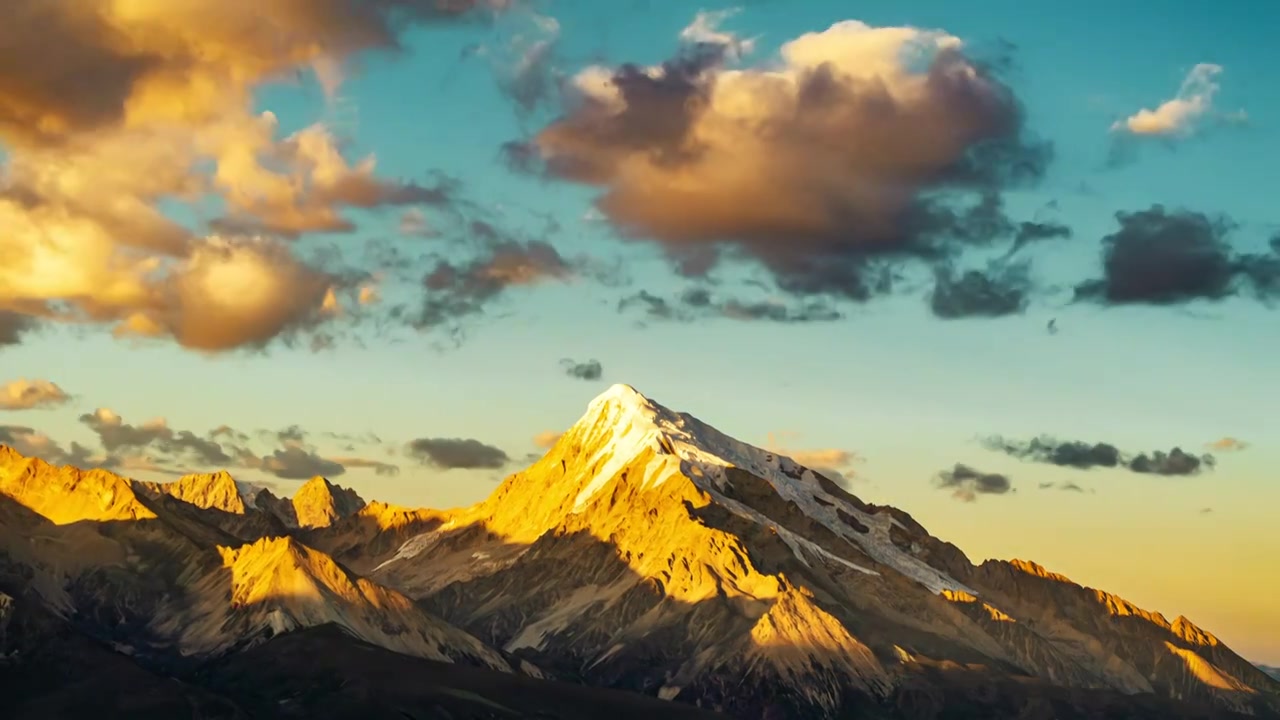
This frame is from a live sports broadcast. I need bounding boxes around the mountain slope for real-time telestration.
[347,384,1280,719]
[0,447,510,674]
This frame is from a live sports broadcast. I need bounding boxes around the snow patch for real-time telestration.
[373,522,457,572]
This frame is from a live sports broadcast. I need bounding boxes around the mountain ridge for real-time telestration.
[1,382,1277,719]
[347,384,1280,718]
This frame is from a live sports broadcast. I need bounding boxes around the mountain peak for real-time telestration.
[0,447,157,524]
[143,470,247,514]
[292,476,365,529]
[480,384,974,597]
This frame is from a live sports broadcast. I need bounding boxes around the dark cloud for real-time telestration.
[331,457,400,476]
[561,358,603,381]
[1128,448,1214,477]
[985,435,1216,477]
[1074,206,1280,306]
[934,463,1013,502]
[253,447,346,480]
[0,424,105,469]
[78,408,235,467]
[929,263,1030,319]
[0,311,35,347]
[1006,219,1073,257]
[277,425,308,446]
[415,239,573,330]
[406,437,510,470]
[518,22,1051,303]
[618,287,843,324]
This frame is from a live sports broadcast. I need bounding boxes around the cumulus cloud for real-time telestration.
[0,0,503,352]
[1074,206,1280,306]
[532,430,564,449]
[560,358,603,381]
[515,17,1049,302]
[984,435,1216,477]
[0,379,71,410]
[406,437,510,470]
[1112,64,1239,138]
[934,463,1012,502]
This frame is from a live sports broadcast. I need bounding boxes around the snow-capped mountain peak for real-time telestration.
[569,384,971,594]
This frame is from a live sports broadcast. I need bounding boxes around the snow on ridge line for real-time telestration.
[574,384,974,595]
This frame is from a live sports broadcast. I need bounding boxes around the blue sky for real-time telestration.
[0,0,1277,662]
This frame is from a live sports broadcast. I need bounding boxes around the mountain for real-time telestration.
[322,383,1280,719]
[1263,667,1280,682]
[2,384,1278,719]
[250,476,366,529]
[0,446,502,671]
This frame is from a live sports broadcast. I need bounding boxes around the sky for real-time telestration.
[1,0,1278,663]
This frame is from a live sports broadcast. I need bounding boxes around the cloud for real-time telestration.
[331,457,401,476]
[1038,481,1090,493]
[0,311,36,347]
[0,0,503,352]
[934,463,1012,502]
[679,9,756,61]
[253,447,346,480]
[764,433,862,485]
[619,287,843,324]
[0,425,102,469]
[1207,437,1248,452]
[1074,206,1280,306]
[984,435,1216,477]
[561,358,603,381]
[1112,64,1238,138]
[532,430,563,449]
[413,236,582,331]
[406,437,510,470]
[0,379,71,410]
[1128,449,1214,477]
[78,408,235,469]
[488,8,563,116]
[929,263,1030,319]
[515,17,1049,302]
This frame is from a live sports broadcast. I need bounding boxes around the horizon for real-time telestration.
[1,0,1278,672]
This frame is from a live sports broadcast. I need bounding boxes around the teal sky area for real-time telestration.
[0,0,1277,663]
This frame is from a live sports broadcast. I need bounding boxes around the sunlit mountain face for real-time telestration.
[2,386,1278,719]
